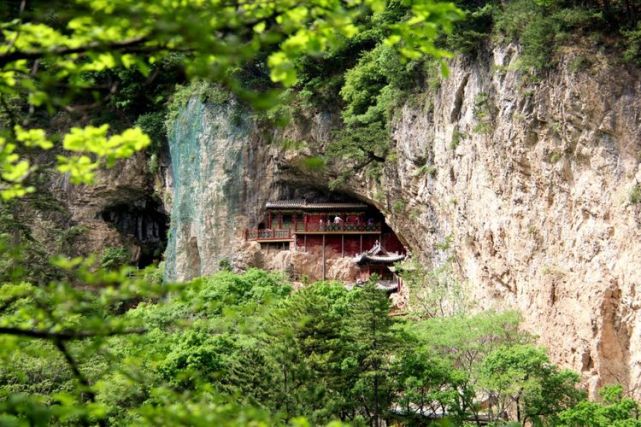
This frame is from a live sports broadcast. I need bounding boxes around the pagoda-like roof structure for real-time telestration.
[265,199,368,210]
[354,242,405,265]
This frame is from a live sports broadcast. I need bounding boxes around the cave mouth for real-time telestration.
[253,185,406,256]
[100,197,169,268]
[248,186,407,285]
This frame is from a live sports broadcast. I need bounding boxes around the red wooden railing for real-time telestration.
[245,229,293,240]
[245,222,382,241]
[302,222,381,232]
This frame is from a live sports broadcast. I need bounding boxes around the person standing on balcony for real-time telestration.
[334,215,343,224]
[320,218,324,230]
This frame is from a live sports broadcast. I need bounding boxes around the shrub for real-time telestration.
[549,151,563,163]
[450,129,466,149]
[393,200,406,213]
[493,0,603,71]
[414,164,438,178]
[623,22,641,66]
[474,121,493,135]
[630,184,641,204]
[445,4,496,55]
[559,385,639,426]
[165,81,230,132]
[135,111,166,152]
[100,246,131,269]
[473,92,494,134]
[147,153,159,174]
[218,258,232,272]
[435,234,454,251]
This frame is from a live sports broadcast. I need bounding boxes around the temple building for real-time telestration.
[354,241,406,293]
[245,199,406,288]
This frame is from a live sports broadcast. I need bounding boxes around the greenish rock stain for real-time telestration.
[165,97,251,281]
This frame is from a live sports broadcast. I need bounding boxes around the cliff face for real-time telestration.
[164,45,641,396]
[164,98,255,281]
[379,45,641,397]
[163,98,308,280]
[46,150,167,265]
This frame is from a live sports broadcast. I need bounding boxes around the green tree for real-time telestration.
[409,311,531,422]
[480,344,584,425]
[392,344,462,424]
[261,282,356,422]
[342,283,399,427]
[559,384,641,427]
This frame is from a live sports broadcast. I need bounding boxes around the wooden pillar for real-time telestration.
[304,234,307,252]
[341,234,345,257]
[322,234,326,281]
[278,214,283,229]
[294,214,297,231]
[268,212,272,229]
[359,234,363,253]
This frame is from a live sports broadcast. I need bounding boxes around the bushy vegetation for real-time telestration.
[100,246,131,269]
[630,184,641,204]
[447,0,640,70]
[327,44,420,176]
[2,264,639,425]
[289,3,461,185]
[491,0,604,70]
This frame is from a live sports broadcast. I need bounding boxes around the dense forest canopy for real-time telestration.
[2,268,640,426]
[1,0,641,425]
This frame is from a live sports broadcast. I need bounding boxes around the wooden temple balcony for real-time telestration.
[245,228,294,242]
[297,222,382,234]
[245,222,382,242]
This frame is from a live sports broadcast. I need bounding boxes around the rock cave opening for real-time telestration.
[100,197,169,268]
[246,186,407,289]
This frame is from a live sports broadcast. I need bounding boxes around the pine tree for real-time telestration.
[342,282,398,427]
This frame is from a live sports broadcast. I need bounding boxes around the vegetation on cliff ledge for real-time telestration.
[254,0,641,185]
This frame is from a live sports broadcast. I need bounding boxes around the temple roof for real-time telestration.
[356,253,406,264]
[266,199,368,210]
[353,241,405,265]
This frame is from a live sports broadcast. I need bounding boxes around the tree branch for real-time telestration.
[54,338,109,427]
[54,338,93,394]
[0,36,151,67]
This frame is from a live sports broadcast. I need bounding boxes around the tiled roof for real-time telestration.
[265,200,368,210]
[354,253,406,265]
[353,241,406,264]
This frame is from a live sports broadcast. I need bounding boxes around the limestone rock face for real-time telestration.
[164,45,641,396]
[376,47,641,397]
[164,98,293,280]
[368,45,641,397]
[48,151,160,261]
